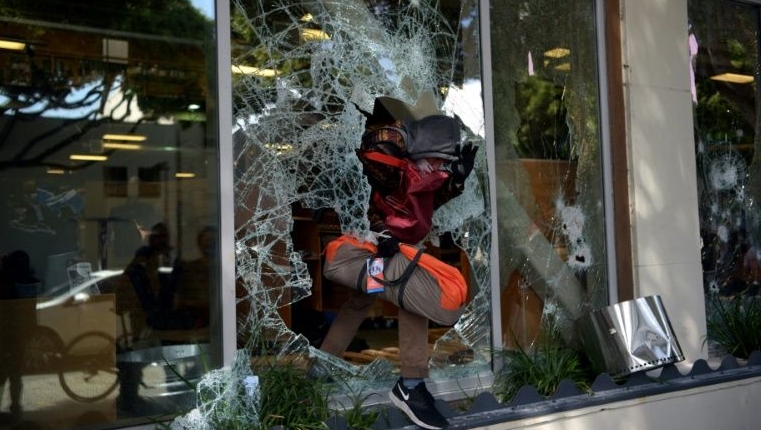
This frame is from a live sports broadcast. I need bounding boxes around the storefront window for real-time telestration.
[489,0,608,350]
[0,1,220,428]
[689,0,761,360]
[231,0,491,392]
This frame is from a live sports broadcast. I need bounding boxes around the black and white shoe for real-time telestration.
[389,378,449,429]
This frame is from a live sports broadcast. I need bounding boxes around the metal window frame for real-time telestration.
[215,0,237,366]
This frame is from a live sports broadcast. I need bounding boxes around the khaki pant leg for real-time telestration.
[320,293,375,357]
[398,306,429,378]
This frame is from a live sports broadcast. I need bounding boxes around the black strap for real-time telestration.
[355,262,368,293]
[366,248,425,310]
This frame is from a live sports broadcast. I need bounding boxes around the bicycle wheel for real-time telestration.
[24,325,65,374]
[59,331,119,403]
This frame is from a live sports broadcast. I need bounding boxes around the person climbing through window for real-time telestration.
[318,95,478,430]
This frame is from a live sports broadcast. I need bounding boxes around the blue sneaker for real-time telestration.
[389,378,449,429]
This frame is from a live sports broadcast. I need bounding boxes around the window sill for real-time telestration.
[325,352,761,429]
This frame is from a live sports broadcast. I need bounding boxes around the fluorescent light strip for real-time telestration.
[232,65,278,77]
[102,134,147,142]
[103,142,142,150]
[47,168,65,175]
[710,73,754,84]
[175,172,196,178]
[70,154,108,161]
[0,40,26,51]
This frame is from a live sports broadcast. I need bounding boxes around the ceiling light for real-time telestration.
[102,133,147,142]
[103,142,142,150]
[0,39,26,51]
[710,73,754,84]
[175,172,196,178]
[544,47,570,58]
[188,103,201,111]
[47,168,65,175]
[70,154,108,161]
[232,65,278,77]
[300,28,330,41]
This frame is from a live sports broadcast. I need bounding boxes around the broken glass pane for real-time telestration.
[230,0,490,391]
[489,0,608,349]
[688,0,760,360]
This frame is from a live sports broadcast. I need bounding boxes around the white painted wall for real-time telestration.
[473,376,761,430]
[621,0,707,361]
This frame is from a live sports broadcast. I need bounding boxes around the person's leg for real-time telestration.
[319,293,375,357]
[390,307,449,429]
[7,345,23,417]
[8,372,21,417]
[116,361,146,413]
[397,306,429,378]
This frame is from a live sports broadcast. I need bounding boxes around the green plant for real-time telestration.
[334,382,381,430]
[705,294,761,359]
[255,362,331,430]
[492,319,592,402]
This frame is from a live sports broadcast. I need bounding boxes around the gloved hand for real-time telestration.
[451,142,478,183]
[376,236,400,258]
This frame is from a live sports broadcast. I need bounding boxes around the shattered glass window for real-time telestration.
[231,0,490,390]
[689,0,760,360]
[489,0,608,349]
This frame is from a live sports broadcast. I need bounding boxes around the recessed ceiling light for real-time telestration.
[544,47,570,58]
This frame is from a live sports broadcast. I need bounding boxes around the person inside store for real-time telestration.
[316,96,477,430]
[0,250,41,422]
[113,222,194,414]
[169,225,216,329]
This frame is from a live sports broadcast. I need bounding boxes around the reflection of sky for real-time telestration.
[17,80,103,119]
[190,0,215,19]
[7,74,144,122]
[443,79,485,138]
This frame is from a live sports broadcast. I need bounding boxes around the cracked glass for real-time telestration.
[231,0,607,398]
[489,0,608,350]
[688,0,761,360]
[230,0,491,390]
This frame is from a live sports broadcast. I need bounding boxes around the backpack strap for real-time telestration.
[362,150,407,169]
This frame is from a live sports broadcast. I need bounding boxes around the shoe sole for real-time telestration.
[389,391,445,430]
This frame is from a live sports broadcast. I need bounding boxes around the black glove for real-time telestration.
[376,236,400,258]
[450,142,478,183]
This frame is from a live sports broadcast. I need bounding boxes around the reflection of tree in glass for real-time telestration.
[0,0,211,171]
[514,77,570,159]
